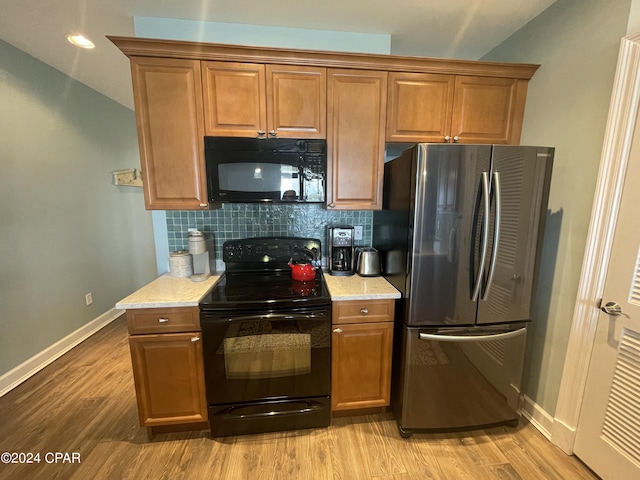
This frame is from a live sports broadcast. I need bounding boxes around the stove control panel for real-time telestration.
[223,237,321,266]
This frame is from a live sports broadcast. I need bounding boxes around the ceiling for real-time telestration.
[0,0,556,110]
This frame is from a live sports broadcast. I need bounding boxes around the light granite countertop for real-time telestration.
[323,273,401,301]
[115,273,223,309]
[116,270,400,309]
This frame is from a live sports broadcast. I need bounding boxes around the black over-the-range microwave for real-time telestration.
[204,136,327,203]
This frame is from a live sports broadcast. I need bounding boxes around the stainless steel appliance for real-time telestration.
[355,247,381,277]
[373,143,553,437]
[205,137,326,203]
[199,237,331,438]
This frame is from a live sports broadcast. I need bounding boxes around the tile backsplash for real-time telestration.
[166,204,372,265]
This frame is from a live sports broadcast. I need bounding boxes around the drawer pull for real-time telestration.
[360,308,369,315]
[333,328,343,334]
[191,336,200,342]
[158,318,169,323]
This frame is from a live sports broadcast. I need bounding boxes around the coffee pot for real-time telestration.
[328,226,355,276]
[188,230,215,281]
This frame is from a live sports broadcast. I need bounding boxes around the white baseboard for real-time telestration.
[0,308,123,397]
[520,394,555,440]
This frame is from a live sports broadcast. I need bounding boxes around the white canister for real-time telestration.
[169,251,193,278]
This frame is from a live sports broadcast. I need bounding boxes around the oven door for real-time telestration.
[201,306,331,406]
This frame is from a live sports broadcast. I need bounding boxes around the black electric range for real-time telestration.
[199,237,332,438]
[199,236,331,311]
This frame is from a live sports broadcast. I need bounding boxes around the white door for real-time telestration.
[573,106,640,478]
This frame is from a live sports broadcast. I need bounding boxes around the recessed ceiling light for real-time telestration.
[66,34,95,49]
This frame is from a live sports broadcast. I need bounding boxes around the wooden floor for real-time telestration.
[0,316,598,480]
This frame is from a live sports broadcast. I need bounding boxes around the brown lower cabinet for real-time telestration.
[331,299,395,411]
[126,308,208,433]
[125,299,395,430]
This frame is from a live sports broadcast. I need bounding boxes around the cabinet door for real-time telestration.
[202,61,267,137]
[331,322,393,411]
[129,333,208,427]
[450,76,527,144]
[131,57,207,210]
[327,69,387,210]
[266,65,326,138]
[386,72,455,142]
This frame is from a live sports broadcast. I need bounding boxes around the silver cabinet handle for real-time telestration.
[191,336,200,342]
[257,130,266,137]
[158,318,169,323]
[444,136,451,142]
[269,130,277,137]
[333,328,343,334]
[327,203,336,208]
[453,136,460,143]
[199,203,208,208]
[360,308,369,315]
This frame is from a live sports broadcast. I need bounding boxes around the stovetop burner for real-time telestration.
[199,271,330,310]
[199,237,331,312]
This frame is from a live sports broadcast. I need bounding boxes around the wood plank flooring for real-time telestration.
[0,315,598,480]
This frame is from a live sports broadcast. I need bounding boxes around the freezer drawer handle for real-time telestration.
[419,327,526,343]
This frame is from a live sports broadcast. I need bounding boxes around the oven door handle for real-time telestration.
[217,312,328,322]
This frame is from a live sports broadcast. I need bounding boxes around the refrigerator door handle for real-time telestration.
[471,171,491,301]
[419,327,527,343]
[483,171,501,300]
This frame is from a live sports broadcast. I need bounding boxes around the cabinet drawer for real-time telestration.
[332,299,395,325]
[126,307,200,334]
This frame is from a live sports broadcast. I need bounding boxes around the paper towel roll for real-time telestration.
[169,251,193,278]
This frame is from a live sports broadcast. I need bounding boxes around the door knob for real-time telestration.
[600,301,624,316]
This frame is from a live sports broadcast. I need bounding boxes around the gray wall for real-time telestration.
[0,40,157,376]
[482,0,632,415]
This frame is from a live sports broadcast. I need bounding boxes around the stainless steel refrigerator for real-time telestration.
[373,143,553,437]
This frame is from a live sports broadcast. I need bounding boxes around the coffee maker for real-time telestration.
[188,230,215,281]
[328,226,355,276]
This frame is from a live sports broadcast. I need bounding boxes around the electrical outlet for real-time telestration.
[85,292,93,306]
[354,225,363,241]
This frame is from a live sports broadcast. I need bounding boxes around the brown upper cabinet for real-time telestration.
[110,36,538,211]
[130,57,208,210]
[386,72,528,144]
[327,69,387,210]
[202,62,326,138]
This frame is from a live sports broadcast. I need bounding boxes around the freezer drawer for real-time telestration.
[392,324,526,437]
